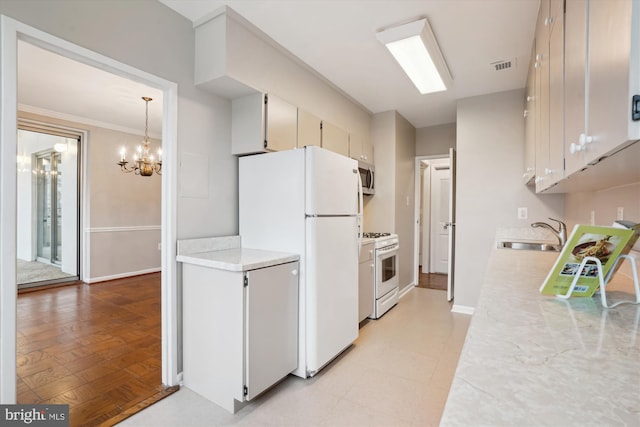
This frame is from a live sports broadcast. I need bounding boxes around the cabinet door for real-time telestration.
[297,109,321,148]
[245,262,298,400]
[321,121,349,157]
[586,0,632,163]
[534,0,551,192]
[564,0,588,176]
[265,94,298,152]
[232,92,266,155]
[358,243,374,322]
[349,133,373,163]
[523,48,536,184]
[547,0,565,185]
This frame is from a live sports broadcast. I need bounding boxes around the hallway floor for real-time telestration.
[120,287,471,427]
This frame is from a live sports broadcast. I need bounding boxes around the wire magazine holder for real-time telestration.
[556,254,640,308]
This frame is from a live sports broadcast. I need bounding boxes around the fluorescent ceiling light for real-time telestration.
[376,18,452,94]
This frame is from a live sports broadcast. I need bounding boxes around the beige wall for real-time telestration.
[416,123,456,157]
[19,111,162,281]
[394,112,416,291]
[366,111,396,233]
[1,0,239,242]
[367,111,415,291]
[455,89,565,309]
[564,182,640,251]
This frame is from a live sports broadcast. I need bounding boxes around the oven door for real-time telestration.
[375,244,399,298]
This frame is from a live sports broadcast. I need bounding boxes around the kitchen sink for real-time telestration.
[497,241,561,252]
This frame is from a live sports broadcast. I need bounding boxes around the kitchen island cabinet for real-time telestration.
[177,237,299,413]
[441,245,640,425]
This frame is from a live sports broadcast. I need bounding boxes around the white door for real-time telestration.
[305,146,357,216]
[305,216,358,374]
[429,159,450,274]
[447,148,457,302]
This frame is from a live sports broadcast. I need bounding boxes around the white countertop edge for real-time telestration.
[177,248,299,272]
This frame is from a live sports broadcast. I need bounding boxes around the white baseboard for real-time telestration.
[86,267,161,283]
[451,304,475,315]
[399,283,415,298]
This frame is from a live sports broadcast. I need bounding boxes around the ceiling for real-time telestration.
[159,0,541,128]
[17,0,540,134]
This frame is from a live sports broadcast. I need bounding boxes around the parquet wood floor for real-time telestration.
[16,273,177,426]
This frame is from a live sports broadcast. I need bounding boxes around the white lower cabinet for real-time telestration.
[182,261,299,413]
[358,242,374,322]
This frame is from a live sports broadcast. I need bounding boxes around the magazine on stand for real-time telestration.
[539,221,640,297]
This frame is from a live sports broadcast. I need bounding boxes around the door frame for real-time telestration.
[412,154,454,294]
[0,16,179,402]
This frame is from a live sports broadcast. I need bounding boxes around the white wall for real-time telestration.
[416,123,456,157]
[455,89,564,309]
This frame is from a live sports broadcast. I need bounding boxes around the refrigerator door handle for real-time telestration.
[357,171,363,256]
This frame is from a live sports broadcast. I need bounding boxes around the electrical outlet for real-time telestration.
[590,210,596,225]
[517,207,528,220]
[617,207,624,220]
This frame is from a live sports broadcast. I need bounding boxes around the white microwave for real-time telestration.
[358,161,374,195]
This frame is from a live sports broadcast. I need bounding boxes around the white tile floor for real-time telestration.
[118,287,471,427]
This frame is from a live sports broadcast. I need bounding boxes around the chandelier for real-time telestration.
[117,96,162,176]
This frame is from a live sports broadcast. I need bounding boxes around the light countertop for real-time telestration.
[441,247,640,426]
[176,236,299,272]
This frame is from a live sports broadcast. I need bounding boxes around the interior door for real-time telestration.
[430,159,450,274]
[447,148,457,302]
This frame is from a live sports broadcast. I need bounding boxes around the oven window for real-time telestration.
[381,254,396,282]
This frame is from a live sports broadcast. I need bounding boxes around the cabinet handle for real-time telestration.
[579,133,594,146]
[291,269,298,276]
[523,110,529,118]
[535,176,544,184]
[544,168,554,175]
[570,142,585,154]
[526,96,534,102]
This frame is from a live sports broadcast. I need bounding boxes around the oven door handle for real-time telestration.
[377,245,398,256]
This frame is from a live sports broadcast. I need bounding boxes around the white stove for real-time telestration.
[362,232,399,319]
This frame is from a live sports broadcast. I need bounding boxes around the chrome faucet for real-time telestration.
[531,217,567,247]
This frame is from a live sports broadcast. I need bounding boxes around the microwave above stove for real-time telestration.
[358,161,374,195]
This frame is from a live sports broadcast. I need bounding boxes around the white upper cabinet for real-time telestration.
[534,0,552,192]
[297,109,321,148]
[232,93,298,155]
[564,0,588,176]
[582,0,639,163]
[321,121,349,157]
[349,133,373,164]
[546,0,565,187]
[523,47,536,185]
[529,0,640,193]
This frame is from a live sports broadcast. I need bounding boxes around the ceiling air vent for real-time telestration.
[490,59,516,71]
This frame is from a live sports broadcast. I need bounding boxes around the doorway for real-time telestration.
[17,126,80,289]
[1,17,179,404]
[413,151,456,301]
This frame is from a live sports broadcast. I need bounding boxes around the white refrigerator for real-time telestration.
[239,146,361,378]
